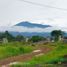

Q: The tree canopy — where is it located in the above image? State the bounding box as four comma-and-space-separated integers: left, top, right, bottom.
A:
15, 35, 24, 41
30, 36, 46, 42
0, 31, 15, 41
51, 30, 63, 41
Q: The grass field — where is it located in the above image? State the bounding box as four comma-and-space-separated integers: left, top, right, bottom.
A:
0, 42, 35, 60
0, 41, 67, 67
10, 42, 67, 67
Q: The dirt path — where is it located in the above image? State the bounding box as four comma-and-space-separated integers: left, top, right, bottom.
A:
0, 47, 51, 67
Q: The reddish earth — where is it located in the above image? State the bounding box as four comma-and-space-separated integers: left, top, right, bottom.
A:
0, 47, 51, 66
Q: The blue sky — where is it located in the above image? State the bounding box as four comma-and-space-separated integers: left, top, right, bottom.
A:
0, 0, 67, 28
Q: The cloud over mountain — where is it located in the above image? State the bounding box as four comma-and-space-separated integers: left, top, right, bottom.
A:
0, 21, 67, 33
0, 21, 67, 36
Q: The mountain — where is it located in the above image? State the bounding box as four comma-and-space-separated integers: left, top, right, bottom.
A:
8, 21, 51, 37
1, 21, 67, 37
10, 32, 50, 37
15, 21, 51, 28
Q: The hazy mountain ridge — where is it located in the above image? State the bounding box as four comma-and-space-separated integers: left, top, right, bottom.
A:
0, 21, 67, 37
15, 21, 51, 28
10, 32, 50, 37
9, 21, 51, 36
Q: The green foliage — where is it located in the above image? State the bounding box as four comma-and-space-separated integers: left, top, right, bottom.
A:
0, 42, 34, 60
0, 33, 5, 39
4, 31, 15, 41
51, 30, 63, 41
30, 36, 46, 42
0, 41, 67, 66
15, 35, 24, 41
15, 42, 67, 66
10, 64, 65, 67
0, 31, 15, 42
5, 42, 67, 66
0, 31, 25, 42
51, 30, 62, 37
0, 42, 67, 67
28, 43, 67, 64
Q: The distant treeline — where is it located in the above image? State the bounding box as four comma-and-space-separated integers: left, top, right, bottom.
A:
0, 30, 65, 42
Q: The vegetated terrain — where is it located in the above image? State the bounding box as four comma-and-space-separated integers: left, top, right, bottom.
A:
10, 42, 67, 67
0, 41, 67, 67
0, 42, 35, 60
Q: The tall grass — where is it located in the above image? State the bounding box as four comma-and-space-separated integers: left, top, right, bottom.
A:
12, 42, 67, 66
0, 42, 34, 60
28, 42, 67, 64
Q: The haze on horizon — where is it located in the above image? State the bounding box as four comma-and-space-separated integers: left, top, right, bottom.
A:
0, 0, 67, 28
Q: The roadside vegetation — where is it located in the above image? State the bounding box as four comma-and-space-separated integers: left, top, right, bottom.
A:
29, 42, 67, 64
10, 42, 67, 67
0, 30, 67, 67
0, 42, 35, 60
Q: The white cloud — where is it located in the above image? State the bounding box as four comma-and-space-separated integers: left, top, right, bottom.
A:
0, 0, 67, 29
0, 25, 67, 33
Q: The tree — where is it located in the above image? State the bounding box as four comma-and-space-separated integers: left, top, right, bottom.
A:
0, 31, 15, 42
30, 36, 45, 42
51, 30, 63, 41
0, 33, 5, 39
4, 31, 15, 41
15, 35, 24, 41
